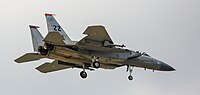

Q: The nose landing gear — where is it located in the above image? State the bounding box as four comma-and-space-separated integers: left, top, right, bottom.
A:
128, 75, 133, 80
127, 65, 134, 81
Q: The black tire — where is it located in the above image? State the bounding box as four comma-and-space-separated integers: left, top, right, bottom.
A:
128, 75, 133, 81
80, 71, 87, 79
93, 61, 100, 69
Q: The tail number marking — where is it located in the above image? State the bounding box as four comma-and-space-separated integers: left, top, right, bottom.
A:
53, 25, 61, 31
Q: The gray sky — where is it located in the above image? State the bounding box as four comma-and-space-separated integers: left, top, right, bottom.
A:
0, 0, 200, 95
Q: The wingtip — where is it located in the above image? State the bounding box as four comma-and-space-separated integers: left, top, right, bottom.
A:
29, 25, 40, 28
14, 59, 22, 63
45, 13, 55, 16
35, 67, 48, 73
14, 59, 18, 63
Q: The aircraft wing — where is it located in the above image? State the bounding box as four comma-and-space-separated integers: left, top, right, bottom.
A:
15, 53, 44, 63
36, 60, 71, 73
77, 25, 114, 47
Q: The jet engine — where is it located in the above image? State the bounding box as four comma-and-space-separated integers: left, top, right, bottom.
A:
46, 43, 55, 51
38, 46, 48, 55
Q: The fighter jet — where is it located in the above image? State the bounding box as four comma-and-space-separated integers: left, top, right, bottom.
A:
15, 14, 175, 81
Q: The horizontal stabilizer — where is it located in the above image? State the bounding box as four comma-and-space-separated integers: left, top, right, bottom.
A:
44, 32, 66, 46
36, 60, 71, 73
15, 53, 44, 63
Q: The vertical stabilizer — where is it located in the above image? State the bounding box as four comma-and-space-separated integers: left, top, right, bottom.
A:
45, 13, 72, 44
30, 25, 44, 52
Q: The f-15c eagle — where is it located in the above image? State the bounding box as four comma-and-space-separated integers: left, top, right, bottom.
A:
15, 13, 175, 81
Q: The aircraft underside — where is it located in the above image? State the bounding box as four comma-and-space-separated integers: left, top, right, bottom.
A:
15, 13, 175, 81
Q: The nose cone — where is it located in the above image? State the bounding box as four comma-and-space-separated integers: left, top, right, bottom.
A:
160, 62, 175, 71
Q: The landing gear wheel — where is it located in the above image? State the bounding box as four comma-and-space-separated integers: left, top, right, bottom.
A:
93, 61, 100, 68
128, 75, 133, 81
80, 71, 87, 79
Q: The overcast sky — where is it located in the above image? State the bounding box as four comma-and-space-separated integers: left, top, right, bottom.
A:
0, 0, 199, 95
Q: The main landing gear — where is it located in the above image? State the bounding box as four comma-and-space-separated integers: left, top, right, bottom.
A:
80, 56, 100, 79
80, 71, 87, 79
127, 65, 134, 81
92, 56, 100, 69
80, 64, 87, 79
92, 61, 100, 68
